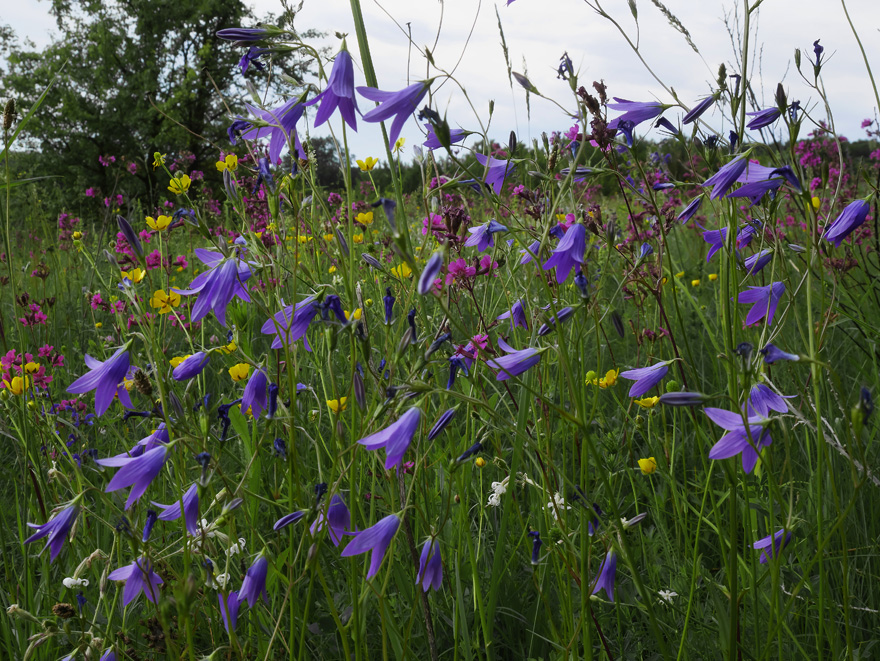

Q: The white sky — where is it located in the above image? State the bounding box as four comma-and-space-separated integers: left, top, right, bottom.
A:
5, 0, 880, 163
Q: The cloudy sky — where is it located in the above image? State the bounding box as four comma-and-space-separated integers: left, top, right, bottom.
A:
5, 0, 880, 162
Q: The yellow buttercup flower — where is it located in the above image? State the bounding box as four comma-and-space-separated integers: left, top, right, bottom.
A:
326, 397, 348, 414
2, 375, 29, 396
691, 279, 701, 287
357, 157, 378, 171
146, 215, 172, 231
121, 268, 145, 284
344, 308, 363, 321
150, 289, 181, 314
393, 137, 406, 153
675, 271, 685, 279
170, 355, 192, 368
475, 457, 487, 468
216, 154, 238, 172
152, 152, 166, 169
634, 396, 659, 409
298, 235, 313, 244
638, 457, 658, 474
95, 322, 103, 329
221, 341, 237, 355
599, 369, 619, 388
811, 196, 821, 210
708, 273, 718, 281
329, 265, 337, 274
229, 363, 250, 382
72, 231, 83, 240
356, 211, 374, 225
323, 233, 335, 242
391, 262, 412, 279
353, 233, 364, 244
24, 362, 40, 374
168, 174, 192, 195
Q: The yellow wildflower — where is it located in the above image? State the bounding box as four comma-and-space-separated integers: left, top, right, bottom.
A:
168, 174, 192, 195
811, 196, 821, 210
708, 273, 718, 281
691, 279, 701, 287
72, 231, 83, 240
357, 157, 378, 171
356, 211, 374, 225
599, 369, 619, 388
3, 375, 29, 396
150, 289, 181, 314
391, 262, 413, 279
221, 341, 237, 355
298, 235, 313, 244
393, 137, 406, 152
152, 152, 166, 169
95, 322, 103, 329
121, 268, 145, 284
353, 233, 364, 244
675, 271, 684, 279
634, 396, 659, 409
329, 266, 337, 274
323, 233, 335, 242
327, 397, 348, 414
170, 355, 191, 367
146, 215, 172, 231
345, 308, 363, 321
228, 363, 250, 382
216, 154, 238, 172
638, 457, 658, 474
475, 457, 487, 468
24, 362, 40, 374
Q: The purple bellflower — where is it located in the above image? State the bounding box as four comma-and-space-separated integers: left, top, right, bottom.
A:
727, 178, 782, 206
216, 28, 269, 43
238, 553, 270, 608
97, 445, 170, 509
423, 123, 466, 150
358, 81, 430, 147
619, 360, 671, 397
591, 550, 617, 602
497, 299, 528, 330
107, 556, 164, 606
704, 408, 772, 473
242, 368, 268, 418
748, 384, 791, 417
754, 529, 793, 564
273, 510, 307, 531
152, 483, 200, 536
416, 539, 443, 592
474, 153, 516, 194
702, 154, 749, 200
357, 407, 421, 470
307, 48, 359, 131
341, 513, 401, 579
427, 408, 457, 441
241, 97, 306, 162
823, 200, 871, 247
743, 249, 774, 275
418, 251, 444, 294
519, 239, 542, 265
607, 98, 667, 130
538, 306, 575, 336
682, 96, 716, 124
261, 296, 319, 350
310, 494, 351, 546
760, 343, 800, 364
738, 282, 785, 326
100, 648, 117, 661
219, 591, 240, 632
239, 47, 267, 75
677, 196, 703, 224
24, 503, 80, 563
542, 223, 586, 283
465, 219, 508, 251
486, 338, 542, 381
172, 352, 211, 381
746, 108, 782, 130
67, 344, 132, 416
173, 249, 251, 328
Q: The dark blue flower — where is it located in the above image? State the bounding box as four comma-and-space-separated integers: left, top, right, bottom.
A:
261, 297, 319, 350
465, 219, 507, 252
227, 118, 252, 145
655, 117, 679, 134
219, 591, 240, 633
273, 510, 307, 531
427, 408, 457, 440
97, 445, 170, 509
239, 46, 268, 75
738, 282, 785, 326
357, 407, 421, 470
497, 299, 528, 330
242, 368, 268, 418
743, 248, 773, 275
172, 352, 211, 381
823, 200, 871, 248
241, 97, 306, 162
418, 251, 444, 294
416, 539, 443, 591
486, 338, 542, 381
307, 48, 359, 131
474, 154, 516, 194
619, 361, 670, 397
216, 28, 269, 43
528, 530, 542, 565
659, 391, 709, 407
142, 509, 158, 542
107, 556, 164, 606
542, 223, 586, 283
727, 178, 782, 206
538, 306, 575, 336
748, 383, 791, 417
682, 96, 716, 124
591, 551, 617, 601
607, 98, 667, 130
383, 287, 396, 324
24, 503, 80, 563
702, 227, 728, 262
705, 407, 772, 473
746, 107, 782, 131
760, 343, 800, 364
310, 494, 351, 546
358, 81, 431, 147
116, 215, 143, 258
238, 553, 270, 608
677, 196, 703, 224
423, 122, 466, 150
456, 442, 483, 463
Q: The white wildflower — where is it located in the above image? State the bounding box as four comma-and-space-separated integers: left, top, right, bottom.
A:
62, 577, 89, 589
487, 477, 509, 507
658, 589, 678, 605
226, 538, 247, 557
545, 492, 571, 522
215, 573, 230, 589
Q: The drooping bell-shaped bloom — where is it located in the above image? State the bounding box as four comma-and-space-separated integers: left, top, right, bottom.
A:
358, 81, 431, 147
173, 249, 251, 328
261, 296, 319, 350
240, 97, 306, 162
727, 178, 782, 206
542, 223, 586, 283
748, 384, 791, 417
216, 27, 269, 43
743, 249, 773, 275
619, 361, 671, 397
486, 338, 542, 381
738, 282, 785, 326
702, 227, 728, 262
107, 556, 164, 606
607, 98, 667, 131
341, 513, 401, 579
219, 591, 240, 632
242, 368, 268, 418
759, 343, 800, 364
537, 306, 575, 336
418, 251, 444, 295
307, 48, 359, 130
310, 494, 351, 546
682, 96, 716, 124
427, 408, 457, 441
702, 154, 749, 200
465, 219, 508, 252
67, 345, 132, 416
238, 553, 270, 608
753, 529, 793, 564
357, 407, 421, 470
519, 239, 542, 265
474, 153, 516, 194
152, 483, 200, 536
496, 299, 528, 330
423, 122, 466, 150
273, 510, 307, 531
823, 200, 871, 248
704, 408, 772, 473
24, 503, 80, 563
99, 648, 117, 661
172, 352, 211, 381
746, 107, 782, 130
590, 550, 617, 602
97, 445, 170, 509
416, 539, 443, 592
